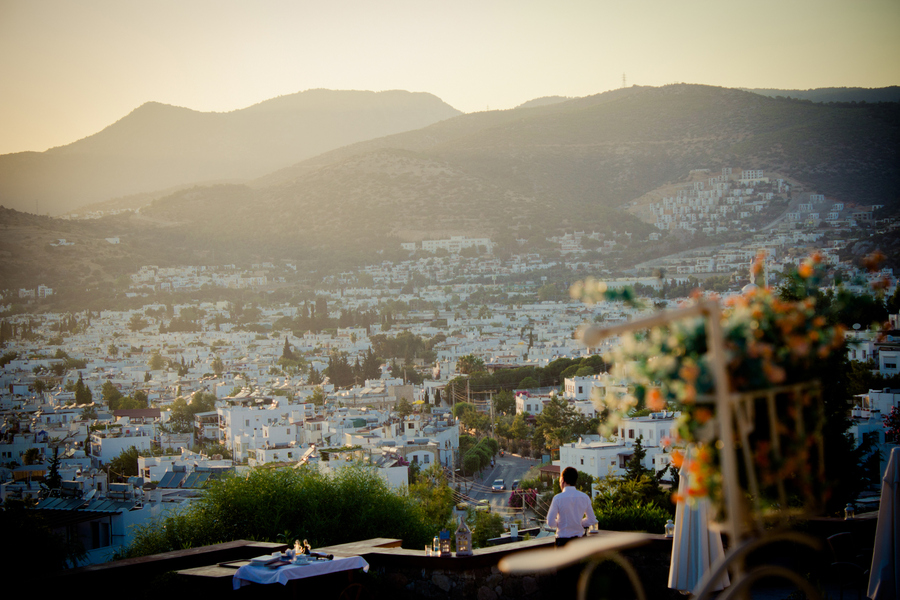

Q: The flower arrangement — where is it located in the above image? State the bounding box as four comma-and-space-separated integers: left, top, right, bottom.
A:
573, 253, 847, 520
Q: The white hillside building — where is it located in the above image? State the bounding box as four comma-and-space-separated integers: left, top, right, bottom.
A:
557, 412, 679, 481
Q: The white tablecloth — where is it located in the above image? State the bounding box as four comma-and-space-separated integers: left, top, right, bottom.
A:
668, 457, 730, 593
868, 447, 899, 600
232, 556, 370, 590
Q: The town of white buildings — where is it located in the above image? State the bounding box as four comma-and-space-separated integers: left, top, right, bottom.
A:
3, 169, 898, 565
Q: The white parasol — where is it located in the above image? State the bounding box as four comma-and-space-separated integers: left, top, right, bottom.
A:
668, 457, 730, 593
868, 446, 899, 600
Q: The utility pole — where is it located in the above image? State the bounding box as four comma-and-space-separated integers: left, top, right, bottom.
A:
489, 391, 495, 439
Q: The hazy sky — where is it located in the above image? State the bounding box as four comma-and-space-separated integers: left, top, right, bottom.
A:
1, 0, 898, 156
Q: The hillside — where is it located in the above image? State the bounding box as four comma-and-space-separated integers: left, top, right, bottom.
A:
746, 86, 900, 104
0, 89, 462, 216
261, 85, 899, 212
2, 84, 899, 290
124, 85, 900, 256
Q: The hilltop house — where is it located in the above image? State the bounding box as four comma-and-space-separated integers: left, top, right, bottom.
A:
557, 412, 678, 481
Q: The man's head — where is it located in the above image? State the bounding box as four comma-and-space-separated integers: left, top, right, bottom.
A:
561, 466, 578, 487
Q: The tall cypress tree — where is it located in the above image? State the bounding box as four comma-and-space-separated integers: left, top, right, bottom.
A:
625, 435, 650, 481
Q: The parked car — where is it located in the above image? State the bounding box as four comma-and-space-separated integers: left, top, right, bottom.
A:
511, 480, 520, 490
492, 479, 506, 491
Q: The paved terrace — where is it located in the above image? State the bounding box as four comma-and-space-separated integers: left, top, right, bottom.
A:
44, 515, 878, 599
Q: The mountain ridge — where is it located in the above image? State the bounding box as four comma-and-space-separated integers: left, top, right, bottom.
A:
0, 89, 462, 216
745, 86, 900, 104
2, 83, 898, 291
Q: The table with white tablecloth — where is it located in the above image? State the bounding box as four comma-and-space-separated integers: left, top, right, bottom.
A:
232, 556, 369, 590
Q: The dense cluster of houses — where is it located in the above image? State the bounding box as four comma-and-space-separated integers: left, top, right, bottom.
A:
647, 168, 788, 234
3, 184, 900, 566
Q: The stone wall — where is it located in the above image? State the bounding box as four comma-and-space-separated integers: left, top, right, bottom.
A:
359, 535, 678, 600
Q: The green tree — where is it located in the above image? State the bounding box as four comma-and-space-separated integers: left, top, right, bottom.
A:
624, 435, 651, 480
101, 380, 123, 408
115, 389, 150, 410
575, 470, 596, 495
325, 352, 353, 388
470, 511, 505, 548
148, 350, 166, 371
518, 376, 539, 389
191, 391, 217, 413
361, 348, 381, 381
887, 285, 900, 315
452, 401, 477, 419
107, 344, 118, 357
128, 313, 148, 332
46, 446, 63, 489
307, 365, 323, 386
163, 392, 216, 435
211, 356, 224, 377
309, 386, 326, 406
396, 397, 413, 418
456, 354, 485, 375
108, 446, 140, 478
74, 374, 92, 405
534, 395, 581, 453
165, 398, 194, 434
493, 390, 515, 415
282, 337, 295, 361
23, 447, 41, 465
117, 466, 434, 558
408, 464, 454, 533
509, 413, 529, 441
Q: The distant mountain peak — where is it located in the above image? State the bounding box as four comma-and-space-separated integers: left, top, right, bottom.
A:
0, 89, 462, 215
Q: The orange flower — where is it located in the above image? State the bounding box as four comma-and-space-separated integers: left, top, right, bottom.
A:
750, 251, 766, 277
762, 361, 786, 384
787, 335, 810, 358
679, 363, 700, 383
695, 446, 712, 464
694, 407, 713, 424
647, 388, 665, 411
671, 450, 684, 468
872, 276, 891, 291
798, 262, 814, 279
862, 250, 886, 272
687, 486, 705, 497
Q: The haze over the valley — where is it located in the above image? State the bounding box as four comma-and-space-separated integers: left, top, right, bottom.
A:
0, 0, 898, 293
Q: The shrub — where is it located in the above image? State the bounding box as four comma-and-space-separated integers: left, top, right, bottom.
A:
470, 511, 504, 548
117, 465, 433, 558
594, 501, 670, 533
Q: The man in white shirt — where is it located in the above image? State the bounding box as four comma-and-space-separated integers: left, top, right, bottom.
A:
547, 466, 598, 547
